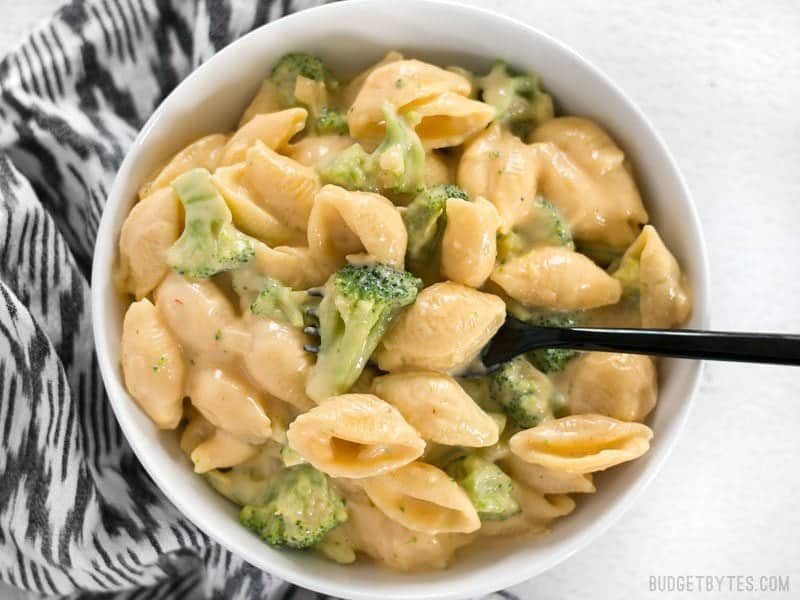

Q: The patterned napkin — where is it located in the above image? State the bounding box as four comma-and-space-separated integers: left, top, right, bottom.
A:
0, 1, 523, 598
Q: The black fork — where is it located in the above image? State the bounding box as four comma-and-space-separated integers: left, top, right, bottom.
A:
480, 316, 800, 369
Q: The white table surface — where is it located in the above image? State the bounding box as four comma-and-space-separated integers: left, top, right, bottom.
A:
2, 1, 799, 599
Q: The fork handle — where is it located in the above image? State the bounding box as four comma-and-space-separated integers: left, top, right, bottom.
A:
551, 326, 800, 365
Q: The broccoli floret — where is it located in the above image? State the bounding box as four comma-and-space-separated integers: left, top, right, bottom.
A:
316, 107, 349, 135
526, 311, 581, 373
445, 454, 520, 521
403, 184, 471, 267
318, 103, 425, 196
505, 304, 581, 373
317, 143, 374, 191
166, 168, 254, 279
371, 104, 425, 194
478, 60, 554, 139
239, 464, 347, 549
305, 263, 422, 402
250, 277, 310, 327
497, 198, 573, 262
489, 356, 554, 428
231, 270, 315, 328
528, 347, 576, 374
270, 52, 338, 108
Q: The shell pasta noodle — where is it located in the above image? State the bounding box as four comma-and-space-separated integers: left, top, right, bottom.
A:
114, 50, 692, 570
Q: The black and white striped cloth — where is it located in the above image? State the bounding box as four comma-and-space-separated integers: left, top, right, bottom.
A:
0, 1, 524, 598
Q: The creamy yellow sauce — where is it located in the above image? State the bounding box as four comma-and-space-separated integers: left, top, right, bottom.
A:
116, 51, 691, 571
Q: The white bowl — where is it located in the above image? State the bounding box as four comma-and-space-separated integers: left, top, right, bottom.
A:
92, 1, 710, 598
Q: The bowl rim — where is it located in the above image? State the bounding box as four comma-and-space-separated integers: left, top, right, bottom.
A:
91, 0, 711, 598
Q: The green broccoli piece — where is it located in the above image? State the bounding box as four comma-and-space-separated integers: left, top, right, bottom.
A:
239, 464, 347, 549
166, 168, 254, 279
270, 52, 338, 108
497, 198, 573, 262
318, 103, 425, 196
403, 184, 471, 267
528, 347, 576, 374
230, 270, 316, 328
478, 60, 555, 139
445, 455, 520, 521
505, 304, 582, 373
527, 311, 581, 373
489, 356, 554, 428
371, 104, 425, 194
316, 107, 349, 135
305, 263, 422, 402
317, 143, 374, 190
250, 277, 310, 327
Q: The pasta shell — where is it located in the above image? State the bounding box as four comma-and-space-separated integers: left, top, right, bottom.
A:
514, 482, 576, 525
187, 367, 272, 444
478, 486, 575, 538
180, 406, 214, 456
242, 316, 316, 412
252, 241, 327, 289
563, 352, 657, 422
120, 299, 185, 429
220, 108, 307, 165
138, 133, 228, 200
287, 135, 356, 168
341, 50, 404, 110
372, 371, 499, 447
294, 75, 329, 120
361, 462, 480, 534
440, 196, 500, 288
457, 122, 539, 232
490, 246, 622, 310
286, 393, 425, 478
412, 92, 495, 150
623, 225, 692, 328
348, 59, 471, 145
509, 414, 653, 474
307, 184, 407, 274
423, 150, 453, 186
375, 281, 506, 373
338, 496, 474, 571
243, 141, 321, 232
154, 273, 237, 362
238, 79, 283, 127
117, 187, 180, 299
205, 445, 283, 506
499, 453, 596, 495
212, 163, 303, 247
532, 117, 648, 248
190, 428, 259, 474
